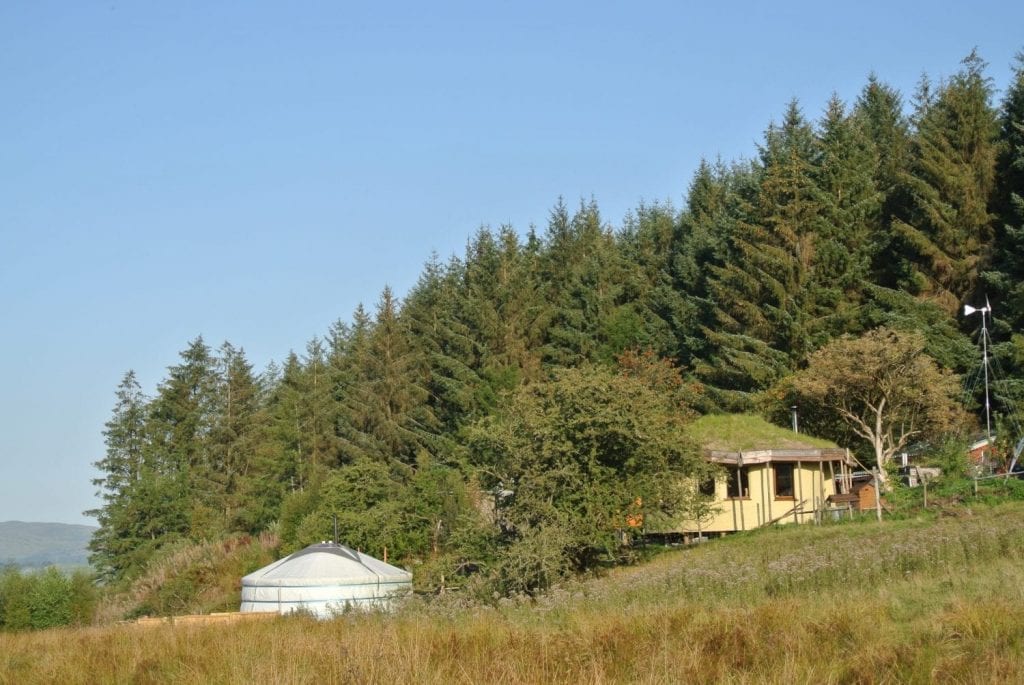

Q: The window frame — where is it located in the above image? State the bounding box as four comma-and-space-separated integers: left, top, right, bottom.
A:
774, 462, 796, 500
726, 466, 749, 499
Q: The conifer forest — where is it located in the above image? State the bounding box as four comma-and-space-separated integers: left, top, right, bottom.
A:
88, 51, 1024, 594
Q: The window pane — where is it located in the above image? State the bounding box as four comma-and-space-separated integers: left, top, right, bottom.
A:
727, 467, 748, 498
775, 463, 795, 498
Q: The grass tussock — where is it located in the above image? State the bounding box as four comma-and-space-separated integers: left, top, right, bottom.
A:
93, 532, 279, 623
5, 504, 1024, 684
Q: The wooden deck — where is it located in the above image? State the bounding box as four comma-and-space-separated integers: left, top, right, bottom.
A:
131, 611, 278, 627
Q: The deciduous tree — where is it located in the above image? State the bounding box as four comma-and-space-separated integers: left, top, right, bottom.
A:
790, 327, 967, 482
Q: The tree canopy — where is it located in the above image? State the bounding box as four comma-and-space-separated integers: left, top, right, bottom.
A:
788, 328, 968, 480
87, 50, 1020, 593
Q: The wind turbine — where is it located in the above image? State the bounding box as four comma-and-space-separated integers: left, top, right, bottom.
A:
964, 298, 993, 455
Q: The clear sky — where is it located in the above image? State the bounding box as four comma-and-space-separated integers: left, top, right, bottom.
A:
2, 1, 1022, 525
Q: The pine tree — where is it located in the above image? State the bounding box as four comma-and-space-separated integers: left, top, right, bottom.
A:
540, 200, 630, 366
208, 343, 264, 529
616, 201, 690, 359
893, 50, 1000, 312
402, 253, 485, 433
814, 94, 884, 336
983, 53, 1024, 332
145, 337, 219, 538
342, 287, 441, 464
698, 101, 826, 407
87, 371, 148, 581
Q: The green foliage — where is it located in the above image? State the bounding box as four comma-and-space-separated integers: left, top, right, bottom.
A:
0, 567, 96, 631
279, 455, 477, 575
467, 364, 710, 592
86, 50, 1022, 597
789, 327, 968, 475
892, 50, 1000, 311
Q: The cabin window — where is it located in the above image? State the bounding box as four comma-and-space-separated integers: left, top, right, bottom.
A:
774, 463, 795, 499
726, 467, 749, 498
698, 477, 716, 496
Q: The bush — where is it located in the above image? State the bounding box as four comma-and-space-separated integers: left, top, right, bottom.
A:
0, 566, 96, 631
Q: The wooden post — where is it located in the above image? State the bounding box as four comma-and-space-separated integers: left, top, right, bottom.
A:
737, 455, 746, 531
818, 461, 826, 525
923, 476, 928, 509
974, 477, 979, 497
872, 467, 882, 522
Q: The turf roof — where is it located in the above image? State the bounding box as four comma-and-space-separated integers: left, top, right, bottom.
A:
687, 414, 839, 452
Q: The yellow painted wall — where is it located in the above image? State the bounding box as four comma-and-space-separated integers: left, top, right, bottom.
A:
681, 461, 839, 534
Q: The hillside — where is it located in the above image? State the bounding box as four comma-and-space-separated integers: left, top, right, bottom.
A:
0, 521, 96, 569
4, 503, 1024, 682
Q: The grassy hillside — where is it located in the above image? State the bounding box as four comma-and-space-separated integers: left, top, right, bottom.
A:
4, 503, 1024, 683
0, 521, 96, 569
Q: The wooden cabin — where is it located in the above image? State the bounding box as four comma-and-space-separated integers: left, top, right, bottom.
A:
677, 415, 855, 535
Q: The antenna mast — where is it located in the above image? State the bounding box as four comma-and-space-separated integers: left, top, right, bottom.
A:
964, 299, 993, 456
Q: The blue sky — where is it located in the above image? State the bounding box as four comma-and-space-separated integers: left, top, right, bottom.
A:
2, 1, 1022, 524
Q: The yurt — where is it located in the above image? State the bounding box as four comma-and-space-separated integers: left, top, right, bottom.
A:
240, 542, 413, 617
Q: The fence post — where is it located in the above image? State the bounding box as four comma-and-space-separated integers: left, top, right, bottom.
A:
872, 467, 882, 522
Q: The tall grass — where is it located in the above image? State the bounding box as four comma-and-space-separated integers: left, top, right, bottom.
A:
4, 504, 1024, 683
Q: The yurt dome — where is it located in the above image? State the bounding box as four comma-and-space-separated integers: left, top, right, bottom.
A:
240, 542, 412, 617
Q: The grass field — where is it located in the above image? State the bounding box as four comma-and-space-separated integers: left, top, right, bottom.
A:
4, 503, 1024, 684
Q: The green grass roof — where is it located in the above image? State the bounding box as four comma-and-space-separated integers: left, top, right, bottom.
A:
687, 413, 838, 452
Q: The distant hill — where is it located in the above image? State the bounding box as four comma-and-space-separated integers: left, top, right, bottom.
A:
0, 521, 96, 569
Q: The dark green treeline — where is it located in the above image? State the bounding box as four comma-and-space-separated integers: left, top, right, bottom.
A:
89, 51, 1024, 591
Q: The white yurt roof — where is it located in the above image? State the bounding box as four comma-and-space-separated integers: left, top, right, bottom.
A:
240, 542, 412, 616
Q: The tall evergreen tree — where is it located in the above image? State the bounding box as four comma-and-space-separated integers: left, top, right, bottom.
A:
460, 226, 546, 383
343, 287, 442, 464
616, 201, 689, 359
87, 371, 148, 581
402, 253, 486, 433
814, 94, 884, 335
145, 337, 219, 537
698, 101, 826, 407
983, 53, 1024, 332
208, 343, 264, 529
540, 200, 630, 366
854, 74, 913, 233
893, 50, 1000, 312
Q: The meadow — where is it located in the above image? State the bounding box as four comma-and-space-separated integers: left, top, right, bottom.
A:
4, 503, 1024, 684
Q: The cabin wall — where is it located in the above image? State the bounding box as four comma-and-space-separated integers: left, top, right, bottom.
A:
681, 461, 839, 534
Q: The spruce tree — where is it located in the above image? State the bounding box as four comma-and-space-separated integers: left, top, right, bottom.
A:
87, 371, 148, 581
402, 253, 485, 433
540, 200, 630, 366
342, 287, 441, 464
616, 201, 690, 360
814, 94, 884, 336
144, 337, 219, 538
983, 53, 1024, 332
460, 225, 546, 383
698, 101, 826, 407
893, 50, 1000, 312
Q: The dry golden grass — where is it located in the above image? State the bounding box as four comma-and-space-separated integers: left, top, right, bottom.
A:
5, 505, 1024, 684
